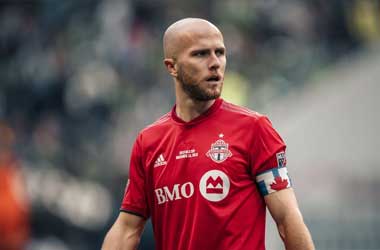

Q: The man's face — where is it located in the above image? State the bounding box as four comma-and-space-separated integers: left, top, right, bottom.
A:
175, 30, 226, 101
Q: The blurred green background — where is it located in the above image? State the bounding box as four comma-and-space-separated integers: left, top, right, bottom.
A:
0, 0, 379, 249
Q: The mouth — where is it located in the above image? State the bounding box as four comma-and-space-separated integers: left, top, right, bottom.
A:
206, 75, 221, 83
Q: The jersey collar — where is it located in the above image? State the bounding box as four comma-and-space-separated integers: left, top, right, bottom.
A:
171, 98, 223, 126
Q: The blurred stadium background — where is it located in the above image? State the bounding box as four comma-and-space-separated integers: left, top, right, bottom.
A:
0, 0, 379, 249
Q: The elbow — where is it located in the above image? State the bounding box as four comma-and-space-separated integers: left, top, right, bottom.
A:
124, 231, 142, 248
278, 212, 315, 250
279, 208, 304, 236
102, 226, 142, 250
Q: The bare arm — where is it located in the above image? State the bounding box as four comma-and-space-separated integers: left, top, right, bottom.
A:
102, 212, 146, 250
265, 188, 315, 250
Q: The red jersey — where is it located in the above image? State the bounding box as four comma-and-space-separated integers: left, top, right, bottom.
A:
121, 98, 291, 250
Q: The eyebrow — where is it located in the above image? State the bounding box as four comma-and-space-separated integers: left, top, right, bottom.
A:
190, 49, 209, 55
190, 47, 225, 54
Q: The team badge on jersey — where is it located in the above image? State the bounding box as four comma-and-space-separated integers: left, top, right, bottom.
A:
206, 139, 232, 163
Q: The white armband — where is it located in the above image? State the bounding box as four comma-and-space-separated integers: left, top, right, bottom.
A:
256, 167, 292, 196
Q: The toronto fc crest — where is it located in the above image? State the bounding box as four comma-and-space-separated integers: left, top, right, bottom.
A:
206, 138, 232, 163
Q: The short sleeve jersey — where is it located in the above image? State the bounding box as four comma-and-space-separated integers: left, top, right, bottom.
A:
121, 98, 291, 250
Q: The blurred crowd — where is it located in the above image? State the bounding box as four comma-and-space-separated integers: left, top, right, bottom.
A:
0, 0, 379, 249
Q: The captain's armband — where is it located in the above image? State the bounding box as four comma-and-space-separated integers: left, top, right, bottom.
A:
256, 167, 292, 196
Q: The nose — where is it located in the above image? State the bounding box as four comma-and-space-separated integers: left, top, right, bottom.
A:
208, 52, 221, 71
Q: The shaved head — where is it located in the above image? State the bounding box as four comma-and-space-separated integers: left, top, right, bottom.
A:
163, 18, 223, 59
162, 18, 226, 103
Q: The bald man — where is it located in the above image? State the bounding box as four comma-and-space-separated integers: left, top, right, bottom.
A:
102, 18, 314, 250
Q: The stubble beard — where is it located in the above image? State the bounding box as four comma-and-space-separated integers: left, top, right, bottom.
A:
177, 65, 222, 101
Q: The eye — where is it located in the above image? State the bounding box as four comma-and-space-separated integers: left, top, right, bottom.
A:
215, 49, 225, 56
192, 50, 208, 57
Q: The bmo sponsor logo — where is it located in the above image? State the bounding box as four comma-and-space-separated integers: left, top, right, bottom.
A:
154, 170, 230, 204
155, 182, 194, 205
199, 170, 230, 202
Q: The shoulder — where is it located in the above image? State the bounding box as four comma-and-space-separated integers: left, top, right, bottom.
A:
220, 100, 265, 122
135, 112, 172, 145
141, 112, 172, 132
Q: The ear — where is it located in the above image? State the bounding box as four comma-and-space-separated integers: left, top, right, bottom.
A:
163, 58, 178, 77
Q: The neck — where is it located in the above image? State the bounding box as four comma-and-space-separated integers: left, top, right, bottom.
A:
175, 83, 216, 122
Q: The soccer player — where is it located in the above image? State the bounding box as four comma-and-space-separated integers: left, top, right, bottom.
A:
102, 18, 315, 250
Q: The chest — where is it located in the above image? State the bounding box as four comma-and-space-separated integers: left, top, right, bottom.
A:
145, 126, 253, 202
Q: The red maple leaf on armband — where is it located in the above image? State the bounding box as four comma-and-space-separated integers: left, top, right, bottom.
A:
270, 176, 288, 191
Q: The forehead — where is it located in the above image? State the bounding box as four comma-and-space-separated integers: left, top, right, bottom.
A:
179, 28, 225, 52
